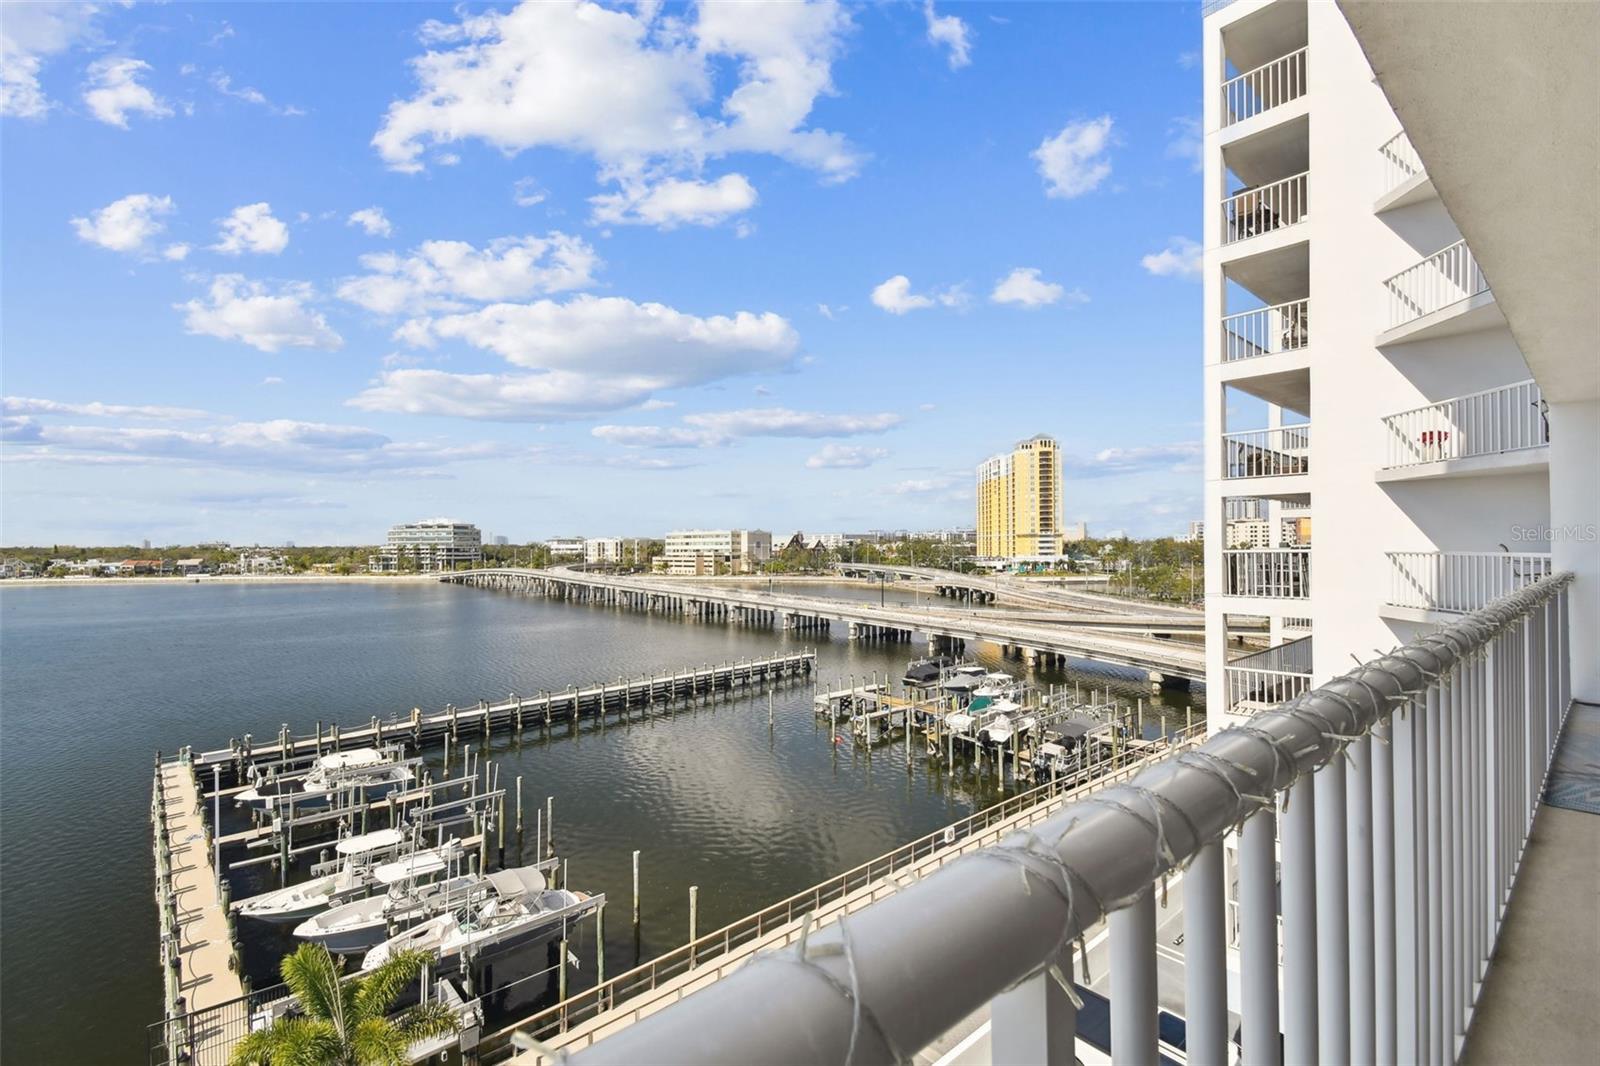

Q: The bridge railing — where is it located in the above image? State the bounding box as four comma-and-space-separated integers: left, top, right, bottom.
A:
558, 573, 1573, 1066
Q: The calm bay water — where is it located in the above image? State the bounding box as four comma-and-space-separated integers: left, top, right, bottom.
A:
0, 579, 1202, 1063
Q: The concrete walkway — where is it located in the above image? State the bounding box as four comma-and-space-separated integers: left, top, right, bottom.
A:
1462, 705, 1600, 1065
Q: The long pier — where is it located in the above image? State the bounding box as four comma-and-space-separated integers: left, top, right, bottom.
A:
444, 567, 1204, 684
186, 651, 816, 783
493, 726, 1206, 1063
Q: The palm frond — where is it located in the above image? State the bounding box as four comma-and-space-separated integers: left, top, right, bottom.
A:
348, 1016, 411, 1066
227, 1016, 341, 1066
351, 948, 430, 1022
280, 943, 347, 1035
395, 1000, 462, 1043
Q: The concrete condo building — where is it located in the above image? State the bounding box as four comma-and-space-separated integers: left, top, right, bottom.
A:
660, 530, 772, 575
975, 434, 1065, 564
584, 537, 625, 565
374, 519, 482, 572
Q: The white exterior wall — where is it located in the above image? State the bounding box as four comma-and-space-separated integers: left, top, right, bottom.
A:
585, 538, 624, 564
1203, 0, 1551, 730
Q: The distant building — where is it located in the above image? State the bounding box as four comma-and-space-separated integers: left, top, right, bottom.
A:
1062, 521, 1089, 543
373, 519, 482, 572
492, 535, 510, 546
175, 558, 207, 575
977, 434, 1065, 562
585, 537, 625, 565
1181, 520, 1205, 543
661, 529, 772, 575
141, 538, 151, 551
545, 537, 586, 559
238, 550, 288, 575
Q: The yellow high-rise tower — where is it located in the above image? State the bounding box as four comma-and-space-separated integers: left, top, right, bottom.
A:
975, 434, 1064, 561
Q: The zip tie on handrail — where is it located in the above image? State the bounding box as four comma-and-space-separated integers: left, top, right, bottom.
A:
1174, 750, 1254, 836
766, 912, 906, 1065
974, 831, 1088, 1008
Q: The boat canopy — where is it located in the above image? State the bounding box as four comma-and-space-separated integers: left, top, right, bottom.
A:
1055, 715, 1104, 741
942, 676, 981, 692
335, 828, 406, 855
374, 848, 452, 884
318, 748, 387, 772
954, 665, 987, 677
945, 713, 975, 733
486, 866, 548, 900
904, 661, 943, 683
992, 698, 1021, 714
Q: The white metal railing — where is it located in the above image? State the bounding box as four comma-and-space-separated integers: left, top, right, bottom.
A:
1385, 239, 1490, 329
1221, 46, 1308, 127
1224, 424, 1311, 479
1383, 379, 1548, 468
1224, 171, 1308, 245
1225, 547, 1311, 598
1227, 665, 1313, 714
1222, 299, 1310, 362
560, 575, 1575, 1066
1388, 550, 1553, 613
1379, 129, 1424, 198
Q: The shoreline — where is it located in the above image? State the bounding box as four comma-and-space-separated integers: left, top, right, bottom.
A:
0, 573, 445, 588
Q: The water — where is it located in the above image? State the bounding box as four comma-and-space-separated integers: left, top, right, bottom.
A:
0, 579, 1202, 1063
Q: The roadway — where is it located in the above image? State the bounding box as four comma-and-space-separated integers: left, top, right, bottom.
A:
445, 567, 1206, 683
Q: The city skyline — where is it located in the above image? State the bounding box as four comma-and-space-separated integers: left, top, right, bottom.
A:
2, 1, 1204, 544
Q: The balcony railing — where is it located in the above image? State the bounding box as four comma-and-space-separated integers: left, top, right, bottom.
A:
1383, 379, 1548, 469
560, 575, 1575, 1066
1221, 47, 1308, 127
1224, 424, 1310, 479
1226, 635, 1314, 714
1225, 547, 1310, 598
1224, 171, 1308, 245
1378, 129, 1424, 198
1385, 238, 1490, 329
1222, 299, 1309, 362
1388, 550, 1553, 613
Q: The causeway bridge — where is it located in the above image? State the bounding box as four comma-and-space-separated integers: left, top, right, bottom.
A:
832, 561, 1202, 616
443, 567, 1204, 685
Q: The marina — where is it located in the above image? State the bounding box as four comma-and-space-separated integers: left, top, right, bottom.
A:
0, 579, 1203, 1065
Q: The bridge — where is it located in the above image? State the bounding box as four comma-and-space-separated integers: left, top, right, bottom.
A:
442, 567, 1205, 684
831, 561, 1203, 617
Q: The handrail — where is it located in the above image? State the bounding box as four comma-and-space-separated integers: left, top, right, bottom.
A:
1221, 298, 1309, 362
1222, 423, 1311, 478
1221, 46, 1308, 127
1384, 238, 1489, 329
1223, 171, 1309, 245
1387, 550, 1553, 613
1383, 379, 1546, 468
1378, 129, 1424, 198
561, 573, 1575, 1066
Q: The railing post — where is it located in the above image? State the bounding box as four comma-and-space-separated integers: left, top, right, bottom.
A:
1109, 891, 1158, 1066
1281, 778, 1318, 1065
1347, 731, 1375, 1066
989, 950, 1078, 1066
1239, 807, 1281, 1066
1315, 757, 1350, 1065
1372, 719, 1397, 1066
1184, 840, 1228, 1066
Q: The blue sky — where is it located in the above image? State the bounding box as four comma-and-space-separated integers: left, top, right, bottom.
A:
1, 1, 1205, 546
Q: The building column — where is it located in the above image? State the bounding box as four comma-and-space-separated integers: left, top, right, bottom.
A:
1548, 399, 1599, 702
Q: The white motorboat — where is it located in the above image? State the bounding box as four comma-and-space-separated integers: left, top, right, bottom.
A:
242, 833, 464, 924
294, 873, 480, 954
944, 711, 976, 734
237, 748, 414, 807
983, 714, 1015, 745
239, 829, 408, 923
360, 867, 592, 973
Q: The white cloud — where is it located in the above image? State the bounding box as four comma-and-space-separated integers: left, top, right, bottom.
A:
817, 303, 843, 320
4, 411, 497, 473
1033, 115, 1114, 199
1141, 237, 1203, 280
164, 243, 191, 261
178, 275, 343, 352
1165, 116, 1202, 173
347, 207, 393, 238
262, 376, 284, 385
594, 407, 902, 449
888, 475, 961, 496
338, 233, 600, 315
512, 178, 548, 207
806, 443, 889, 468
990, 267, 1084, 309
2, 396, 210, 420
82, 57, 172, 128
1064, 441, 1201, 478
353, 295, 799, 421
1, 3, 103, 119
590, 173, 758, 229
209, 71, 304, 116
1177, 50, 1200, 70
212, 203, 290, 255
871, 274, 965, 314
923, 2, 971, 69
372, 0, 862, 203
70, 193, 174, 255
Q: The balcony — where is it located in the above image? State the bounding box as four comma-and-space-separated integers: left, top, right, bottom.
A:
1386, 550, 1553, 616
1221, 299, 1309, 363
1225, 635, 1313, 715
1380, 238, 1503, 344
1223, 424, 1310, 479
1375, 129, 1436, 212
1223, 171, 1308, 246
1225, 547, 1310, 599
1378, 379, 1549, 480
1221, 47, 1308, 129
540, 575, 1578, 1066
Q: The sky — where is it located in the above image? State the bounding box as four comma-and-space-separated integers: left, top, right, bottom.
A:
1, 1, 1206, 546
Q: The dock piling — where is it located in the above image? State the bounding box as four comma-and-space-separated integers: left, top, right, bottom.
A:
632, 850, 641, 933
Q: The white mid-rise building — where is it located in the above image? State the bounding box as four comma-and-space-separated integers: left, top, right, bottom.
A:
544, 537, 587, 559
661, 529, 772, 575
584, 537, 625, 565
374, 519, 482, 572
1202, 0, 1596, 729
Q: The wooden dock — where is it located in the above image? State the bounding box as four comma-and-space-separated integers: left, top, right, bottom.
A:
152, 756, 245, 1063
188, 651, 816, 785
